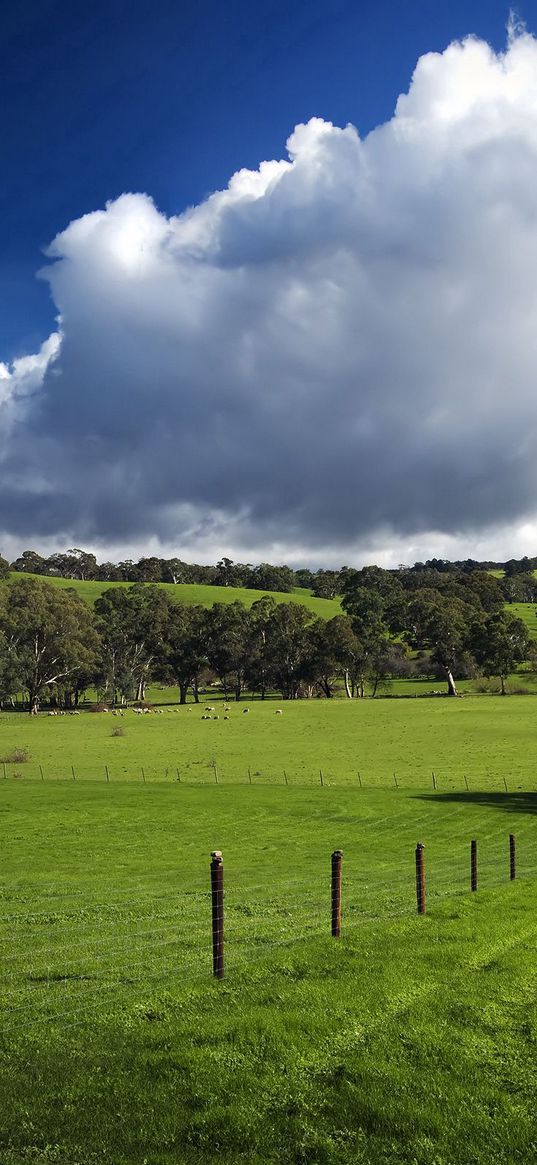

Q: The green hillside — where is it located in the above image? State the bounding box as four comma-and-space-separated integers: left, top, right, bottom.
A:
506, 601, 537, 638
6, 571, 342, 619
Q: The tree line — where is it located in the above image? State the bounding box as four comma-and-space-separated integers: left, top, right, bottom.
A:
7, 549, 341, 597
0, 565, 532, 713
7, 547, 537, 601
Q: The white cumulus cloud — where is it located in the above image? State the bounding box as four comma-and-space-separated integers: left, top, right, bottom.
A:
3, 27, 537, 565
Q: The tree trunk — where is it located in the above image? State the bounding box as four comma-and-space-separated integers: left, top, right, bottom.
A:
179, 681, 188, 705
234, 679, 242, 702
344, 670, 352, 699
500, 674, 506, 695
445, 669, 458, 696
192, 677, 200, 703
136, 678, 146, 702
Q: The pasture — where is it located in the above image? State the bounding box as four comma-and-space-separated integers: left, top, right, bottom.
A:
6, 571, 343, 618
2, 694, 537, 788
2, 778, 537, 1164
506, 600, 537, 638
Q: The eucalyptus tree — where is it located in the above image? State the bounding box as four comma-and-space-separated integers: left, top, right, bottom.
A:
164, 603, 207, 704
311, 615, 361, 698
404, 591, 471, 696
204, 602, 251, 701
245, 596, 277, 699
94, 584, 171, 704
265, 602, 317, 699
469, 611, 530, 695
0, 576, 99, 713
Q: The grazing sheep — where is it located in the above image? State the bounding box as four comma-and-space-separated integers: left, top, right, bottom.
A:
243, 707, 250, 714
213, 715, 220, 720
275, 709, 283, 715
224, 715, 229, 720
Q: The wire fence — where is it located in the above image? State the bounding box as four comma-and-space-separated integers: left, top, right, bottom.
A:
2, 831, 536, 1040
3, 761, 537, 789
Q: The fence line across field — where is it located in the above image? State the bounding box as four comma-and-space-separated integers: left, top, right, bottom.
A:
1, 837, 528, 932
0, 833, 529, 1024
3, 764, 537, 790
1, 851, 521, 946
1, 871, 526, 1040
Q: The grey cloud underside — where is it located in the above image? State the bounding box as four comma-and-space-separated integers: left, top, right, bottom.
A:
3, 30, 537, 556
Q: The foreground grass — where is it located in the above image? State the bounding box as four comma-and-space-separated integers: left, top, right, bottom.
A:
2, 783, 537, 1163
2, 695, 537, 789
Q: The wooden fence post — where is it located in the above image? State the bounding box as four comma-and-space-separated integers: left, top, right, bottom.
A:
415, 843, 426, 915
471, 839, 478, 892
331, 850, 343, 938
210, 850, 224, 979
509, 834, 516, 881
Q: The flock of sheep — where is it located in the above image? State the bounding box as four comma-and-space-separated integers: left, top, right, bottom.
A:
47, 704, 284, 718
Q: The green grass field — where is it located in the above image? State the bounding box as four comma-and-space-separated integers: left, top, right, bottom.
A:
2, 777, 537, 1164
2, 695, 537, 788
506, 601, 537, 637
6, 571, 342, 618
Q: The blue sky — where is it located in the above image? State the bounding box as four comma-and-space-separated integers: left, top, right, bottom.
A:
1, 0, 514, 360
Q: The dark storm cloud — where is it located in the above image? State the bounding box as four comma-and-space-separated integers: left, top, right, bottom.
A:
3, 28, 537, 563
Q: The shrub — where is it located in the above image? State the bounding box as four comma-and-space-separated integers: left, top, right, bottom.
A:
111, 727, 125, 737
1, 748, 30, 764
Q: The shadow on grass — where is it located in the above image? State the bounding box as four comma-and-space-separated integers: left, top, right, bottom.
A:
414, 791, 537, 814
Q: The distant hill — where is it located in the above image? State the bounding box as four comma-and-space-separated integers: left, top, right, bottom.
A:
7, 572, 343, 619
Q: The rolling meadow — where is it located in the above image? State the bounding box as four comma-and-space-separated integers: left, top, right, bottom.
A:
2, 695, 537, 1162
